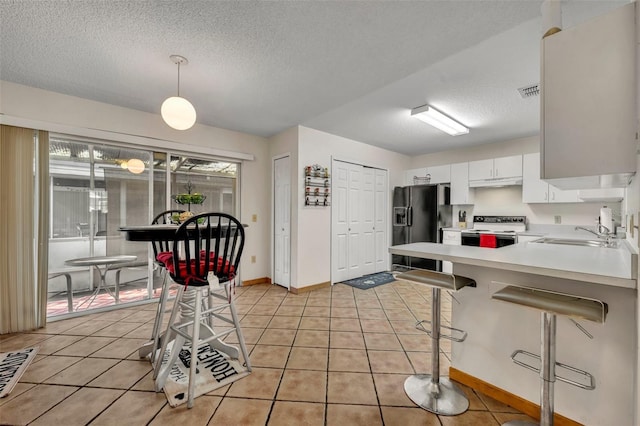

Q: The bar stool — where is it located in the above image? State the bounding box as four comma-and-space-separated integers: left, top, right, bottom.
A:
154, 212, 252, 408
395, 269, 476, 415
492, 286, 607, 426
146, 209, 185, 363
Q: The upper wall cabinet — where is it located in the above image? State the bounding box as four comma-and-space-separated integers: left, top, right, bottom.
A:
540, 3, 637, 189
468, 155, 522, 187
450, 162, 474, 205
522, 153, 580, 203
405, 164, 451, 185
469, 155, 522, 181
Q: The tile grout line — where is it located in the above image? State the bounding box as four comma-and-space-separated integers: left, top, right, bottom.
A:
5, 282, 531, 425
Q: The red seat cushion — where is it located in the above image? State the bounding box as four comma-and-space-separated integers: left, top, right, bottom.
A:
156, 252, 234, 287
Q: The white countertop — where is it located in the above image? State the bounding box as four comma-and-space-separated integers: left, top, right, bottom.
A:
389, 240, 638, 288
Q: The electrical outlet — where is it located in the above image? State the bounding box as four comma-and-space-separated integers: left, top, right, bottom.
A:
554, 215, 561, 224
251, 255, 256, 263
252, 214, 257, 222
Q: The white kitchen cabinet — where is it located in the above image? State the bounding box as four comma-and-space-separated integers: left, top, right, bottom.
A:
442, 230, 462, 245
450, 162, 474, 205
468, 159, 494, 181
540, 3, 636, 188
522, 153, 580, 203
441, 229, 460, 273
405, 164, 451, 185
469, 155, 522, 181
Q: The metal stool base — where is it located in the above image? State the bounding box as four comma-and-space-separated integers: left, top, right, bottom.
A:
404, 374, 469, 416
503, 421, 537, 426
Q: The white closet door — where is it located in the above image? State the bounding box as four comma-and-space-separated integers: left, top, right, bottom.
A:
360, 167, 376, 276
273, 156, 291, 289
332, 160, 350, 283
374, 169, 388, 273
347, 163, 363, 279
332, 160, 388, 283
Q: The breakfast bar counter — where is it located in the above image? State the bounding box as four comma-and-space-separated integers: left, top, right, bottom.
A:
389, 240, 638, 425
389, 239, 637, 288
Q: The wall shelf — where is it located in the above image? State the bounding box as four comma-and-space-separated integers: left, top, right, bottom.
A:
304, 165, 330, 207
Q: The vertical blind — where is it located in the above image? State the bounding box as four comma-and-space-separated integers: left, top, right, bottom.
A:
0, 125, 49, 333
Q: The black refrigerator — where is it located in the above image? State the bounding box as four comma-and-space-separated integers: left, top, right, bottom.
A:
392, 184, 452, 271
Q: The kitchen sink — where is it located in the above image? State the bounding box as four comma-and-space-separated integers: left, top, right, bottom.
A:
531, 237, 618, 248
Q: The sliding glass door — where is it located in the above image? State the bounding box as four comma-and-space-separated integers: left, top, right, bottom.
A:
47, 135, 238, 318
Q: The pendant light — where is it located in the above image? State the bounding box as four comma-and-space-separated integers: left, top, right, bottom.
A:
161, 55, 197, 130
126, 158, 145, 174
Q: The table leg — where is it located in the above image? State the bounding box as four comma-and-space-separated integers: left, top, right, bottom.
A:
75, 265, 114, 310
64, 273, 74, 313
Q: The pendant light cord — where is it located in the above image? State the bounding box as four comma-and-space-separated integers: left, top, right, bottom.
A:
177, 62, 181, 97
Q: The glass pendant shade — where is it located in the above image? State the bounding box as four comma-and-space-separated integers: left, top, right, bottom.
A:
127, 158, 145, 174
161, 96, 197, 130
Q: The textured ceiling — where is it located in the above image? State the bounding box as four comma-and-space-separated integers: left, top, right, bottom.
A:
0, 1, 626, 155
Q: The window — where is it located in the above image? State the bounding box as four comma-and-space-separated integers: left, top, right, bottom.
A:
47, 135, 239, 318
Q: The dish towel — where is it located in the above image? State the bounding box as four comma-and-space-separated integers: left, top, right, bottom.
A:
479, 234, 497, 248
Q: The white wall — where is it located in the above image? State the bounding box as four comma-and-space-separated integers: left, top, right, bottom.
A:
1, 81, 271, 282
295, 126, 409, 288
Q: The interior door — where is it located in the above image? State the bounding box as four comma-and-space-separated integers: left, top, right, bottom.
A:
332, 160, 388, 283
360, 167, 375, 276
374, 169, 388, 273
273, 156, 291, 289
347, 163, 363, 279
332, 159, 350, 283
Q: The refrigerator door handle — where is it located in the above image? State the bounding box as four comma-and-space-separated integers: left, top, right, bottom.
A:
407, 206, 413, 227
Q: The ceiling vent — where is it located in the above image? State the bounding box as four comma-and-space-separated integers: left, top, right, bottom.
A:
517, 83, 540, 98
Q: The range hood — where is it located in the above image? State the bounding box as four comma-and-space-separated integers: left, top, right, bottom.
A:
468, 176, 523, 188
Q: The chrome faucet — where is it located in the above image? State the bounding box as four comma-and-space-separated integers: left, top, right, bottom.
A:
575, 226, 601, 237
575, 225, 617, 247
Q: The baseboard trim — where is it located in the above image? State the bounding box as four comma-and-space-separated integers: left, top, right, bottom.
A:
242, 277, 271, 286
449, 367, 582, 426
290, 281, 331, 294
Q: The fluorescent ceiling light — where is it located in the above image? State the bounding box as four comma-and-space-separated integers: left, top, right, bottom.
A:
411, 105, 469, 136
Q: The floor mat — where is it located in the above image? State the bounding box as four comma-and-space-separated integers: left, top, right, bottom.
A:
157, 341, 250, 407
339, 272, 396, 290
0, 347, 39, 398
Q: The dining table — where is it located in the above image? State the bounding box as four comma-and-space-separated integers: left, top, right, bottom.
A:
120, 223, 247, 242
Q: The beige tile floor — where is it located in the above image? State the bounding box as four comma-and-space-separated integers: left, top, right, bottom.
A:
1, 281, 536, 425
